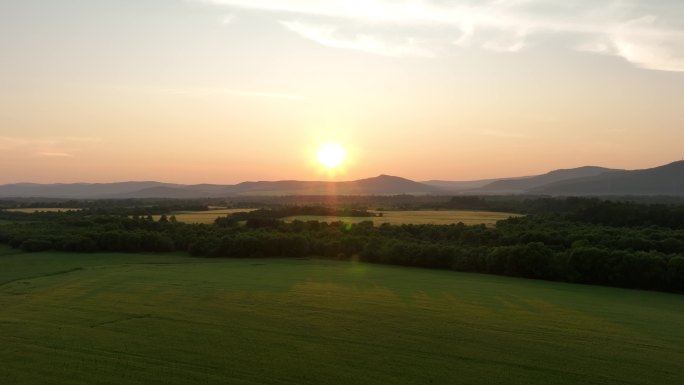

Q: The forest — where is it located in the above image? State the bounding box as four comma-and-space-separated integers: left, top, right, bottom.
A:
0, 198, 683, 293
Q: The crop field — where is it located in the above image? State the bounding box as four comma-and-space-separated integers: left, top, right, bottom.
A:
1, 246, 682, 384
163, 209, 519, 226
4, 208, 516, 226
153, 208, 257, 224
286, 210, 521, 226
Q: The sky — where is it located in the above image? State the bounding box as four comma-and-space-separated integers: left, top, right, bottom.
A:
1, 0, 683, 184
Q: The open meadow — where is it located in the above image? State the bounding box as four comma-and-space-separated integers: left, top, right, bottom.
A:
1, 246, 682, 385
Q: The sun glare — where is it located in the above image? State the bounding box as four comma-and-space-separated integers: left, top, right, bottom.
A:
317, 143, 346, 169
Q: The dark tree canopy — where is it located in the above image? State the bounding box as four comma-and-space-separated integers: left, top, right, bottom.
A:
1, 200, 683, 293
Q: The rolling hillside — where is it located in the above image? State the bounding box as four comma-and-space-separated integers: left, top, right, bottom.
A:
0, 175, 442, 199
532, 161, 684, 196
476, 166, 620, 193
2, 161, 683, 198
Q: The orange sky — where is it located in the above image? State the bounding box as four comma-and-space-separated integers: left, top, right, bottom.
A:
1, 0, 683, 184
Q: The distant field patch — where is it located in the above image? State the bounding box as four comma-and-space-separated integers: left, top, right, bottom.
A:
286, 210, 521, 226
166, 209, 519, 226
154, 208, 257, 224
5, 208, 81, 213
0, 248, 682, 384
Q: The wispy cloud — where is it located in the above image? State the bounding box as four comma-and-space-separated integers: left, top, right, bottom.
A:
0, 137, 32, 150
481, 129, 530, 139
590, 16, 684, 73
221, 14, 235, 25
0, 136, 100, 158
66, 136, 102, 143
280, 20, 437, 57
37, 152, 74, 158
200, 0, 684, 72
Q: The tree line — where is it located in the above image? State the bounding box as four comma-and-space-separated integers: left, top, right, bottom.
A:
0, 199, 683, 293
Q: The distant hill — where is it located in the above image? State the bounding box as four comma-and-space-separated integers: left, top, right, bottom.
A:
113, 186, 219, 199
531, 161, 684, 196
0, 182, 181, 199
421, 178, 511, 192
477, 166, 621, 194
0, 175, 442, 199
217, 175, 442, 196
340, 174, 442, 195
2, 161, 683, 198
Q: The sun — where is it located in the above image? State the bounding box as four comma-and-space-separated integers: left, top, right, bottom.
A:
317, 142, 346, 169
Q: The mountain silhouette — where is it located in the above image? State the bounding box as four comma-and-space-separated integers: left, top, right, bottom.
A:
531, 161, 684, 196
1, 161, 683, 198
0, 175, 442, 198
477, 166, 620, 193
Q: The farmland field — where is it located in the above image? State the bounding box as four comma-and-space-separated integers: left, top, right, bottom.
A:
1, 246, 682, 384
4, 208, 517, 226
162, 209, 520, 226
153, 208, 257, 224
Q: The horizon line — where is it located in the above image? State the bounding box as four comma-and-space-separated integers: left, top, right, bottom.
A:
1, 159, 682, 186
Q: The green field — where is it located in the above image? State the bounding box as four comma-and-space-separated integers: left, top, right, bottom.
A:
1, 246, 683, 384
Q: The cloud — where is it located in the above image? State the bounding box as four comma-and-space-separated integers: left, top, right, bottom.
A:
37, 152, 74, 158
200, 0, 684, 72
221, 14, 235, 24
0, 136, 98, 158
280, 20, 438, 57
481, 129, 530, 139
66, 136, 102, 143
598, 16, 684, 72
0, 137, 31, 150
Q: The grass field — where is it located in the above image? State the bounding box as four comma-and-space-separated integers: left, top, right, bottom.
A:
1, 246, 682, 384
286, 210, 521, 226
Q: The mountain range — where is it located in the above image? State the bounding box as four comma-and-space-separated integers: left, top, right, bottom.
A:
1, 161, 682, 199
